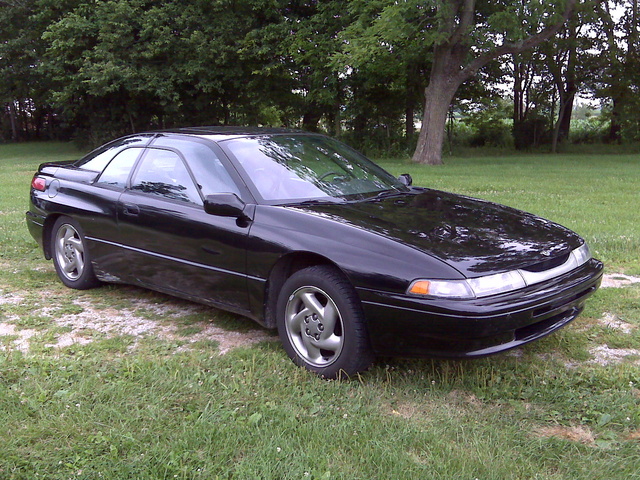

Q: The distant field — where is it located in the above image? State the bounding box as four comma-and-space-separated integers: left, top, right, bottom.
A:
1, 142, 639, 479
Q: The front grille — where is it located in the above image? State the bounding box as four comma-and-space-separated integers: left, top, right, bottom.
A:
522, 252, 571, 273
515, 307, 579, 341
532, 284, 596, 318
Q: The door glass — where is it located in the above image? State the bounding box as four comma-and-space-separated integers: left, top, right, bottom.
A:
130, 149, 202, 205
152, 136, 241, 196
96, 148, 143, 188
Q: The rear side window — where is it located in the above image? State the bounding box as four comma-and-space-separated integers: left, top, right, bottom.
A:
96, 148, 142, 188
76, 134, 154, 172
130, 149, 202, 205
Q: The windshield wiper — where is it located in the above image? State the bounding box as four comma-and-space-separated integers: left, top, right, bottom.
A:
284, 198, 346, 207
365, 189, 410, 201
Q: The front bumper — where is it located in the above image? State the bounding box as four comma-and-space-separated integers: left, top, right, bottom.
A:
358, 259, 603, 358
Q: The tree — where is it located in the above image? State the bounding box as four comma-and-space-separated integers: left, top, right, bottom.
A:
586, 0, 640, 143
39, 0, 290, 144
0, 0, 54, 141
243, 1, 351, 134
340, 0, 577, 164
335, 0, 432, 149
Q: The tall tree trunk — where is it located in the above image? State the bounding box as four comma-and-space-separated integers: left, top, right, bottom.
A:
608, 96, 623, 143
412, 37, 467, 165
601, 0, 625, 143
412, 78, 460, 165
552, 88, 575, 152
550, 19, 578, 153
405, 69, 416, 144
513, 54, 523, 124
8, 102, 18, 141
405, 105, 414, 141
302, 110, 322, 132
557, 88, 575, 140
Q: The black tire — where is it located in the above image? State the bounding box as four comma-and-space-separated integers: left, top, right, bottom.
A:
51, 216, 101, 290
276, 265, 374, 378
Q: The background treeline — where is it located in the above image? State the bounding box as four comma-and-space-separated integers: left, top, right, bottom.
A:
1, 0, 639, 156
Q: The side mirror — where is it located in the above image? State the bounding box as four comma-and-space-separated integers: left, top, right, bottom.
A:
204, 193, 246, 217
398, 173, 412, 187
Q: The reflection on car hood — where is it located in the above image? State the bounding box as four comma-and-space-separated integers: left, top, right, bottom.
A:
291, 189, 582, 277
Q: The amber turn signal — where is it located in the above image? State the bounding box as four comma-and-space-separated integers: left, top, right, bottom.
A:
408, 280, 430, 295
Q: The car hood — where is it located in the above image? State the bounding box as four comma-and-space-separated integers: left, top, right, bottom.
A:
290, 189, 583, 277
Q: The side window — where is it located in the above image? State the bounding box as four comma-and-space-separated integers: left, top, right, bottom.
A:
76, 134, 154, 172
152, 136, 241, 197
96, 148, 142, 188
130, 149, 202, 205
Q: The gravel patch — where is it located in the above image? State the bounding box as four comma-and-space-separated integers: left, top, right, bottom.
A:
55, 299, 175, 338
601, 273, 640, 288
0, 323, 37, 353
599, 312, 636, 334
588, 345, 640, 366
0, 291, 275, 355
0, 291, 24, 306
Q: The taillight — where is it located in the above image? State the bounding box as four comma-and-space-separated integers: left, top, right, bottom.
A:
32, 176, 46, 191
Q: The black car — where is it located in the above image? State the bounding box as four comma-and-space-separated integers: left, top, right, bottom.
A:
26, 127, 603, 378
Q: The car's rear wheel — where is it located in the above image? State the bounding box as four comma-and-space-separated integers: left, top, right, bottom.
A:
276, 265, 374, 378
51, 216, 100, 290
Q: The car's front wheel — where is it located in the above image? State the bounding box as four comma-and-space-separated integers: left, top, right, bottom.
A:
276, 265, 374, 378
51, 216, 100, 290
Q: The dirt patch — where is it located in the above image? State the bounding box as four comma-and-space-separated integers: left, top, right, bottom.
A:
54, 299, 177, 339
601, 273, 640, 288
533, 425, 595, 445
447, 389, 483, 407
388, 402, 420, 420
0, 291, 24, 306
174, 323, 275, 355
589, 345, 640, 366
599, 312, 636, 334
0, 322, 37, 352
625, 430, 640, 441
0, 291, 275, 355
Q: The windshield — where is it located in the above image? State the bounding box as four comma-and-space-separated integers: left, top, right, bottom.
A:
223, 134, 407, 203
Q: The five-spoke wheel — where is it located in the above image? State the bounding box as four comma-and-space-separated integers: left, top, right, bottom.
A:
284, 285, 344, 368
277, 265, 373, 378
51, 217, 100, 289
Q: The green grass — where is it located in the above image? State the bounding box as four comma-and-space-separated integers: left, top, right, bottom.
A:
1, 143, 639, 479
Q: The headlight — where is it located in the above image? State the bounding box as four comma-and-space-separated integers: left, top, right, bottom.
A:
409, 243, 592, 299
408, 279, 474, 299
467, 271, 527, 297
571, 242, 591, 266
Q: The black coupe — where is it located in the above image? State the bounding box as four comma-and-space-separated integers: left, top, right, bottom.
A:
26, 127, 603, 377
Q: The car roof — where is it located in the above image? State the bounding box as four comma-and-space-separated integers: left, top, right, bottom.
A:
154, 126, 306, 142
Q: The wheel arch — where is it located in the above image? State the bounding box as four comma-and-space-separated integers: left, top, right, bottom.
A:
42, 214, 65, 260
262, 251, 351, 329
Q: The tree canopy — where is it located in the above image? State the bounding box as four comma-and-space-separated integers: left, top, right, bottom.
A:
1, 0, 638, 162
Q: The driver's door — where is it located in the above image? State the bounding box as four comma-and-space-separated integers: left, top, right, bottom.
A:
116, 144, 251, 312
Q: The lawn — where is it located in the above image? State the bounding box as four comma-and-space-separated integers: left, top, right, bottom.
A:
1, 142, 639, 479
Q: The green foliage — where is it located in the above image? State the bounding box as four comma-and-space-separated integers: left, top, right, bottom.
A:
513, 114, 551, 150
36, 0, 294, 144
570, 117, 609, 144
461, 100, 514, 148
0, 0, 638, 157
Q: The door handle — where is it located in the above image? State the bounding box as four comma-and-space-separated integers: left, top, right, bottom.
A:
123, 203, 140, 216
